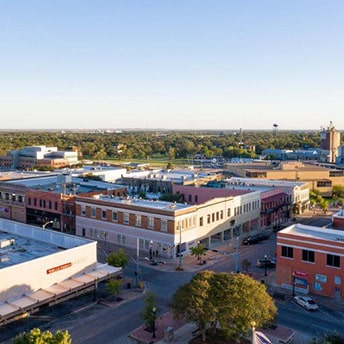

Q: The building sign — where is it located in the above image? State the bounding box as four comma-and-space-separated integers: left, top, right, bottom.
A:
295, 277, 308, 286
334, 276, 341, 285
294, 270, 309, 278
315, 274, 327, 283
47, 262, 72, 274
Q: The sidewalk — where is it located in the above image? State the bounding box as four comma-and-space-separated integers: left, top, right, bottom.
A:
128, 239, 344, 344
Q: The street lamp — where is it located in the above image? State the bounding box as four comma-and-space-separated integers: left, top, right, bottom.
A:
42, 220, 54, 229
197, 240, 201, 263
178, 224, 183, 270
152, 306, 156, 338
292, 272, 296, 296
149, 240, 153, 260
251, 321, 256, 344
264, 254, 268, 276
235, 236, 239, 273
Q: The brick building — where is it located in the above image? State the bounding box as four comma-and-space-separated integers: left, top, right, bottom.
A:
276, 224, 344, 299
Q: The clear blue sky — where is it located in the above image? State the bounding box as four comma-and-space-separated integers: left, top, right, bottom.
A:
1, 1, 344, 130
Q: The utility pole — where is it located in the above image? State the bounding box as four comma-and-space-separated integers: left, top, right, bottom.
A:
177, 223, 183, 270
235, 236, 239, 273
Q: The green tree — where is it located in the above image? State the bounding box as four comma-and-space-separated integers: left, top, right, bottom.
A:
190, 243, 206, 264
218, 273, 276, 341
13, 328, 71, 344
319, 199, 329, 214
106, 248, 129, 269
170, 271, 276, 342
332, 185, 344, 198
310, 331, 344, 344
171, 271, 216, 342
140, 291, 160, 331
106, 278, 122, 298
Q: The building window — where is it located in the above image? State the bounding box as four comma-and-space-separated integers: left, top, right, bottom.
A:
195, 195, 198, 203
327, 254, 340, 268
82, 228, 85, 237
281, 246, 293, 258
316, 180, 332, 187
200, 216, 203, 226
91, 208, 96, 217
207, 214, 211, 224
161, 219, 168, 232
28, 197, 31, 205
188, 194, 192, 202
136, 215, 141, 227
302, 249, 315, 263
112, 211, 118, 221
117, 234, 121, 243
49, 201, 52, 209
102, 210, 107, 219
148, 217, 154, 228
123, 213, 129, 224
227, 208, 231, 217
55, 202, 58, 210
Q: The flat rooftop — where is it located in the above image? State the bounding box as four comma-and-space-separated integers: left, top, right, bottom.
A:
0, 171, 52, 181
95, 195, 193, 211
0, 220, 90, 268
279, 223, 344, 243
0, 230, 65, 267
6, 175, 111, 194
226, 177, 305, 187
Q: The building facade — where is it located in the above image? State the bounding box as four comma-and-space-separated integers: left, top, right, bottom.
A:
276, 224, 344, 299
74, 190, 261, 258
320, 122, 341, 163
224, 161, 343, 197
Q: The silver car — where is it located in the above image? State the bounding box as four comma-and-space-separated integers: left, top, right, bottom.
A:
294, 296, 318, 311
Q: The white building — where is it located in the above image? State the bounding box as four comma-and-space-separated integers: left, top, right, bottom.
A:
0, 219, 120, 325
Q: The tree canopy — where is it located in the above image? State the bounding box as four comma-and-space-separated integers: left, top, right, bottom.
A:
106, 248, 129, 269
170, 271, 276, 342
13, 328, 71, 344
0, 129, 335, 162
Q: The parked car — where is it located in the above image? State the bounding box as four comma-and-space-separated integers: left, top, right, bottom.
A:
242, 232, 270, 245
242, 236, 260, 245
294, 296, 318, 311
256, 258, 276, 268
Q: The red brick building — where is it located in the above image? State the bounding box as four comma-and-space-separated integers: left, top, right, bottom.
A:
276, 224, 344, 299
332, 210, 344, 230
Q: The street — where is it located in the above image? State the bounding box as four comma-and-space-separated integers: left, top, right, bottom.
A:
1, 210, 343, 343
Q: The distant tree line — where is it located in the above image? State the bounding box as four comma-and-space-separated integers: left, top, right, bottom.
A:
0, 130, 340, 161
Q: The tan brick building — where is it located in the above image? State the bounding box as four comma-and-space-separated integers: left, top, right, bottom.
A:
224, 161, 344, 197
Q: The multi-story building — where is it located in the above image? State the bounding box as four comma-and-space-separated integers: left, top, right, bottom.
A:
74, 189, 261, 258
223, 177, 309, 215
0, 173, 126, 232
332, 210, 344, 230
276, 224, 344, 299
224, 160, 343, 197
0, 145, 79, 170
119, 169, 221, 195
320, 122, 341, 163
336, 145, 344, 166
0, 219, 120, 325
